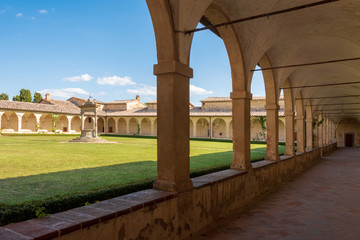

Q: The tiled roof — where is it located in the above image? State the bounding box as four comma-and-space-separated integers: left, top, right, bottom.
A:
0, 100, 80, 115
107, 100, 137, 104
201, 95, 284, 102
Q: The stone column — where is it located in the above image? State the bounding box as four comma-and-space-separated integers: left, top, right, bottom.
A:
94, 113, 98, 137
231, 91, 252, 169
265, 104, 280, 161
126, 119, 130, 134
34, 114, 42, 132
318, 115, 323, 148
0, 111, 4, 129
296, 116, 305, 153
313, 118, 319, 149
306, 118, 313, 151
284, 110, 295, 156
81, 113, 85, 131
104, 117, 108, 134
17, 113, 25, 132
193, 119, 197, 138
152, 61, 193, 193
67, 116, 73, 133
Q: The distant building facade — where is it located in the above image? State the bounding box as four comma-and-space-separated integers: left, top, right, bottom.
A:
0, 94, 287, 141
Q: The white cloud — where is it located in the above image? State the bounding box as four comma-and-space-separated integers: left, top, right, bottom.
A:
38, 9, 48, 14
38, 88, 89, 99
16, 13, 23, 17
63, 74, 93, 82
97, 75, 135, 86
127, 86, 156, 96
190, 84, 213, 95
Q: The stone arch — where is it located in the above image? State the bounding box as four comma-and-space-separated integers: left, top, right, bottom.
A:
212, 118, 226, 138
129, 118, 139, 135
108, 118, 116, 133
71, 116, 81, 132
40, 114, 52, 132
117, 118, 127, 134
196, 118, 209, 138
141, 118, 152, 135
189, 119, 193, 137
1, 111, 18, 131
84, 117, 94, 130
97, 118, 105, 133
21, 112, 36, 132
57, 115, 69, 132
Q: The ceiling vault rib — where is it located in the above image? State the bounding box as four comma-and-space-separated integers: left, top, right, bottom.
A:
281, 81, 360, 89
296, 94, 360, 100
183, 0, 339, 35
253, 57, 360, 72
312, 103, 360, 106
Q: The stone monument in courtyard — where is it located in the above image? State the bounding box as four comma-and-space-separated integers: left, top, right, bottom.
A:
70, 98, 110, 143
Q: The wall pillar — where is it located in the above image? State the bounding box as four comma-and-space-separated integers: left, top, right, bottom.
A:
152, 61, 193, 193
284, 110, 295, 156
265, 104, 280, 161
296, 116, 305, 153
230, 91, 252, 170
313, 117, 319, 149
17, 113, 25, 132
318, 115, 323, 147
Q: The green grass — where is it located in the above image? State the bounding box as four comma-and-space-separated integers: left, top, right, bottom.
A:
0, 135, 285, 205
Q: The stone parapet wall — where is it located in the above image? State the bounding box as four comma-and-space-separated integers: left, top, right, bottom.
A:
0, 144, 337, 240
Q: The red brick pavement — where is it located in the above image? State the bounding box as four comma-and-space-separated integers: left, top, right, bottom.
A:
187, 148, 360, 240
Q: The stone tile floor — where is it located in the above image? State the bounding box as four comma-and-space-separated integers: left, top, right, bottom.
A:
188, 148, 360, 240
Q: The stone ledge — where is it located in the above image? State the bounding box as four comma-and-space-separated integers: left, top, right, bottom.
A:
192, 169, 247, 188
0, 189, 175, 240
252, 160, 277, 169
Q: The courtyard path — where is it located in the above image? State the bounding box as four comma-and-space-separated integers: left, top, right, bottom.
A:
187, 148, 360, 240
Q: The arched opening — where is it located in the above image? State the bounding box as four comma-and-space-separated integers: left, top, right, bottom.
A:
71, 116, 81, 132
154, 119, 157, 136
196, 118, 209, 138
97, 118, 105, 133
251, 118, 265, 141
140, 118, 151, 135
117, 118, 127, 134
1, 111, 18, 132
129, 118, 139, 135
108, 118, 115, 133
212, 118, 226, 138
279, 120, 285, 142
189, 119, 193, 137
21, 113, 36, 132
40, 114, 52, 132
57, 115, 69, 132
84, 117, 94, 130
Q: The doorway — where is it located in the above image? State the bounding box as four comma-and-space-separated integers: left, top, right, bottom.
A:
345, 134, 354, 147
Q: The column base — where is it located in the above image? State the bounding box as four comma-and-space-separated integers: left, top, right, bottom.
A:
230, 163, 251, 170
153, 178, 193, 194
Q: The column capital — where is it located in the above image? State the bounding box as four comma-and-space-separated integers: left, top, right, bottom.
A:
230, 91, 252, 100
154, 61, 193, 78
296, 116, 305, 121
265, 104, 280, 110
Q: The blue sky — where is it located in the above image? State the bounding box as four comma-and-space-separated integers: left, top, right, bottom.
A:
0, 0, 265, 106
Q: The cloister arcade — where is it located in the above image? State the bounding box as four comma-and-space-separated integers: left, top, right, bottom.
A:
0, 109, 288, 141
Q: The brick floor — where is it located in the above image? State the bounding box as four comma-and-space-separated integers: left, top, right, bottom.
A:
188, 148, 360, 240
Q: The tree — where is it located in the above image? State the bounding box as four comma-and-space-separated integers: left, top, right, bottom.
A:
33, 92, 43, 103
19, 89, 32, 102
0, 93, 9, 100
13, 95, 20, 101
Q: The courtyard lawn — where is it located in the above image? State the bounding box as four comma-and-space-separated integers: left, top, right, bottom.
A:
0, 135, 285, 204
